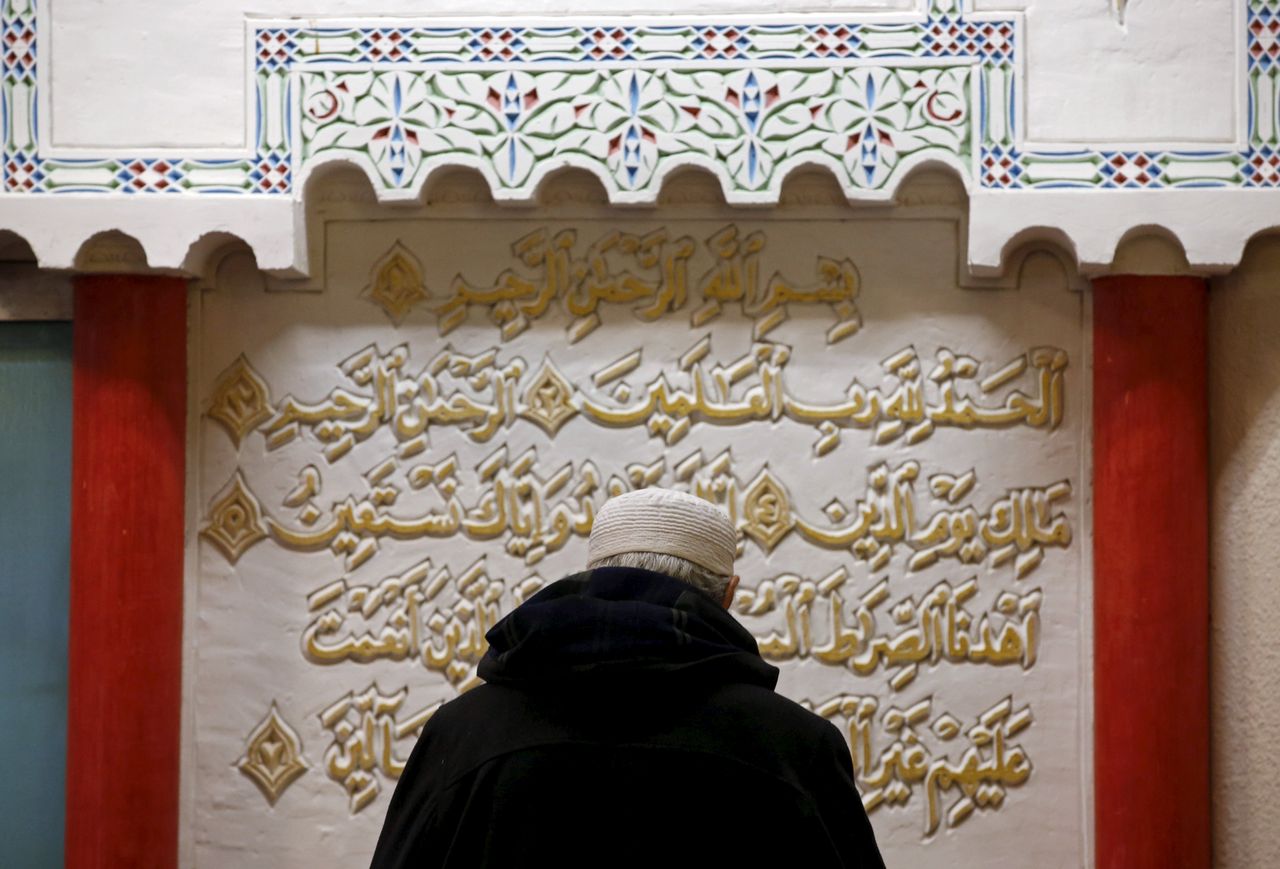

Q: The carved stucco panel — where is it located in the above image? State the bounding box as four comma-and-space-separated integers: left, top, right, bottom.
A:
188, 209, 1088, 867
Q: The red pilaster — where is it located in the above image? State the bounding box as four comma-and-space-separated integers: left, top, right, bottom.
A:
67, 275, 187, 869
1092, 276, 1210, 869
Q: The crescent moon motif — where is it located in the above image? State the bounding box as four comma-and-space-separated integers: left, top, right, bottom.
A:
925, 91, 963, 124
308, 90, 340, 121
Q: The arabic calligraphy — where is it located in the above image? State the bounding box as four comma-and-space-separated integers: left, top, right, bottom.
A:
308, 680, 1034, 824
738, 570, 1041, 690
319, 683, 442, 814
205, 447, 1070, 577
299, 557, 1037, 694
304, 556, 545, 691
432, 224, 860, 343
201, 216, 1084, 846
249, 339, 1067, 459
811, 693, 1034, 835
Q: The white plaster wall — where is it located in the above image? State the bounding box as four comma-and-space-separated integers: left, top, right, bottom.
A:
984, 0, 1237, 145
50, 0, 1236, 150
1209, 241, 1280, 869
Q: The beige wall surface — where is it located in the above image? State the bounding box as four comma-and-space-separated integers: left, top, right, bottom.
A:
1210, 240, 1280, 868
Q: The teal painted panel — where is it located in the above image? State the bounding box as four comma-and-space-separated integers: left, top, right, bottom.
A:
0, 322, 72, 868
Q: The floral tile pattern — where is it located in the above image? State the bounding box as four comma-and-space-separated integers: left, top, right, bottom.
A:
0, 0, 1269, 198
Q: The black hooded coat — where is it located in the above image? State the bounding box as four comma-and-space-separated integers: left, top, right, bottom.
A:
368, 566, 885, 869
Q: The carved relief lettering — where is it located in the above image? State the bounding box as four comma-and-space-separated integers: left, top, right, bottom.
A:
191, 217, 1086, 865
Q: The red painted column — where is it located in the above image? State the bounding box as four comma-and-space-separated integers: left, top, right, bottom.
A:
1092, 276, 1209, 869
66, 275, 187, 869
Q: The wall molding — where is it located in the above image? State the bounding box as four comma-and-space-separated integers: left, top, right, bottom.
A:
2, 0, 1273, 202
1, 0, 1278, 274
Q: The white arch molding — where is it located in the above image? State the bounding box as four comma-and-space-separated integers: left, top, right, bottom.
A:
1, 0, 1277, 275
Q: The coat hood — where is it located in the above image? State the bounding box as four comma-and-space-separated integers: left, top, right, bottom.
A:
478, 566, 778, 690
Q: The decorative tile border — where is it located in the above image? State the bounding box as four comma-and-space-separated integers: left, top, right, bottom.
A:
0, 0, 1274, 198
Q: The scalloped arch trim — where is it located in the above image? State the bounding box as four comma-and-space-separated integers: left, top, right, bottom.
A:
4, 1, 1280, 276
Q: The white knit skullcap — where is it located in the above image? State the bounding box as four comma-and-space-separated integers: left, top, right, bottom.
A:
588, 488, 736, 576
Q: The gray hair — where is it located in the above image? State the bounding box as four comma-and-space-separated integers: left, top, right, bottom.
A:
588, 550, 733, 602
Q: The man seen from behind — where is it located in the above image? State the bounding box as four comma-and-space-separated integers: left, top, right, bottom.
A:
369, 487, 886, 868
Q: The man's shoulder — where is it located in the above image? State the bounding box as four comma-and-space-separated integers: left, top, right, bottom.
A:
430, 681, 514, 722
424, 682, 536, 747
703, 680, 846, 749
422, 678, 844, 769
407, 683, 552, 789
408, 678, 849, 809
431, 678, 834, 737
710, 681, 834, 727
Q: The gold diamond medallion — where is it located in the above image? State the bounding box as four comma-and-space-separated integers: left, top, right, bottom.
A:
364, 241, 428, 326
519, 358, 578, 436
238, 702, 308, 806
201, 470, 269, 563
208, 354, 272, 448
741, 467, 794, 552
